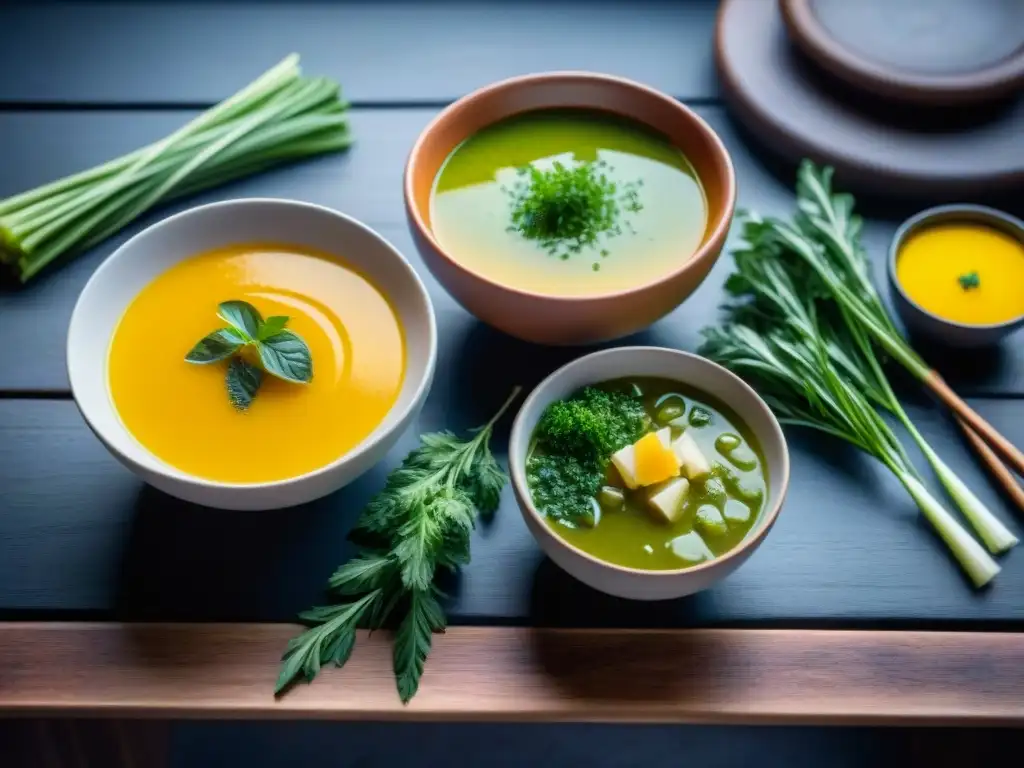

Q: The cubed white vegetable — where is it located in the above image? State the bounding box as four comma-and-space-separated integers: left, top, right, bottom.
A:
610, 444, 638, 489
645, 476, 690, 523
667, 531, 714, 565
671, 431, 710, 479
655, 427, 672, 448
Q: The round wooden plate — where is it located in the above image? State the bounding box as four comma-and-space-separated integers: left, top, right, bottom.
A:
715, 0, 1024, 198
780, 0, 1024, 106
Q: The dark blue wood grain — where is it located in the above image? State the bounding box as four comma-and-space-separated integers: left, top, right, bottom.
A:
1, 107, 1021, 393
1, 392, 1022, 624
0, 1, 719, 105
0, 0, 1023, 635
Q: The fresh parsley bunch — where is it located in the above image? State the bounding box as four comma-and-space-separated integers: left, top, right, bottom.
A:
276, 387, 521, 702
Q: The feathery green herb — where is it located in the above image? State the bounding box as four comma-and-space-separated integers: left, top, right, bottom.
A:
526, 386, 648, 527
699, 160, 1017, 586
276, 387, 522, 703
0, 55, 351, 282
505, 159, 642, 261
535, 386, 648, 460
958, 271, 980, 291
186, 299, 312, 410
701, 318, 1001, 587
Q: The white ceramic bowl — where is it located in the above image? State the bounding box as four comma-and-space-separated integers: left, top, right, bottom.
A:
509, 347, 790, 600
68, 199, 437, 510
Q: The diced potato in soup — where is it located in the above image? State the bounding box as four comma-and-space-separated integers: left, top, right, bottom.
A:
527, 377, 768, 571
611, 427, 679, 488
672, 431, 710, 479
646, 477, 690, 523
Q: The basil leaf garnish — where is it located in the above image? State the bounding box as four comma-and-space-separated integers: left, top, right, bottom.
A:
258, 315, 290, 340
185, 328, 246, 363
226, 358, 263, 411
218, 300, 263, 341
187, 300, 312, 409
258, 330, 313, 383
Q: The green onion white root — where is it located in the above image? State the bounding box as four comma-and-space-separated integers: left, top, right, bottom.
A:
701, 161, 1017, 587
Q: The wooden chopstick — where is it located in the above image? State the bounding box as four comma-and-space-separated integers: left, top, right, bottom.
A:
925, 370, 1024, 478
956, 415, 1024, 515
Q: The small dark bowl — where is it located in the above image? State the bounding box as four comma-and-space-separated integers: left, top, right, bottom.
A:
889, 205, 1024, 348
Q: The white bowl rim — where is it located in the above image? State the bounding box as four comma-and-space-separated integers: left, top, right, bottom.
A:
509, 346, 791, 577
67, 197, 438, 492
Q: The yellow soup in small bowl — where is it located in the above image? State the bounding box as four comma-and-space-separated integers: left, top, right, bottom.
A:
896, 222, 1024, 326
108, 243, 406, 484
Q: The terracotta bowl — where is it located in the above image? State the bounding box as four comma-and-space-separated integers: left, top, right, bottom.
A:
509, 347, 790, 600
404, 72, 736, 345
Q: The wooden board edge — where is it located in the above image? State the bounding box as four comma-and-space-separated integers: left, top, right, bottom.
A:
1, 623, 1023, 725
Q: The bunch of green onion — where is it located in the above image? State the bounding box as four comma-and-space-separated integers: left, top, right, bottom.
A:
701, 161, 1018, 587
0, 54, 350, 282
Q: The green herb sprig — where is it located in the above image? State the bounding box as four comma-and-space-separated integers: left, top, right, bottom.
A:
701, 318, 1001, 588
276, 387, 522, 703
186, 300, 312, 410
958, 271, 980, 291
526, 387, 648, 528
505, 159, 642, 262
698, 160, 1018, 586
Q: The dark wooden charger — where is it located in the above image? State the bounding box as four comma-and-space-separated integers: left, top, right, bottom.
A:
0, 0, 1023, 725
780, 0, 1024, 106
716, 0, 1024, 198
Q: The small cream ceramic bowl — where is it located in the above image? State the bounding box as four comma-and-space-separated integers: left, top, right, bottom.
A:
68, 199, 437, 510
509, 347, 790, 600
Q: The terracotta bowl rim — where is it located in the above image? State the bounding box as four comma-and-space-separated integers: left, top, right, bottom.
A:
404, 70, 737, 303
508, 346, 791, 579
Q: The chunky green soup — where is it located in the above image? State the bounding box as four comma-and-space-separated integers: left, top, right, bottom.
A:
527, 377, 767, 570
430, 109, 707, 296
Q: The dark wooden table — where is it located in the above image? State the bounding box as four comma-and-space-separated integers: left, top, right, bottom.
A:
2, 0, 1024, 738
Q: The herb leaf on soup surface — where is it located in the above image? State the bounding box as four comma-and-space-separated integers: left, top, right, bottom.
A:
187, 301, 313, 408
217, 299, 263, 340
258, 330, 313, 384
958, 271, 980, 291
506, 159, 643, 260
225, 357, 263, 411
258, 315, 290, 340
184, 328, 247, 363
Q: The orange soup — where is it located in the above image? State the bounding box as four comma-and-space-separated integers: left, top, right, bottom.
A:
108, 243, 405, 484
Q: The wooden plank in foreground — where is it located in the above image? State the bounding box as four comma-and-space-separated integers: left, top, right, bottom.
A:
1, 624, 1022, 725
